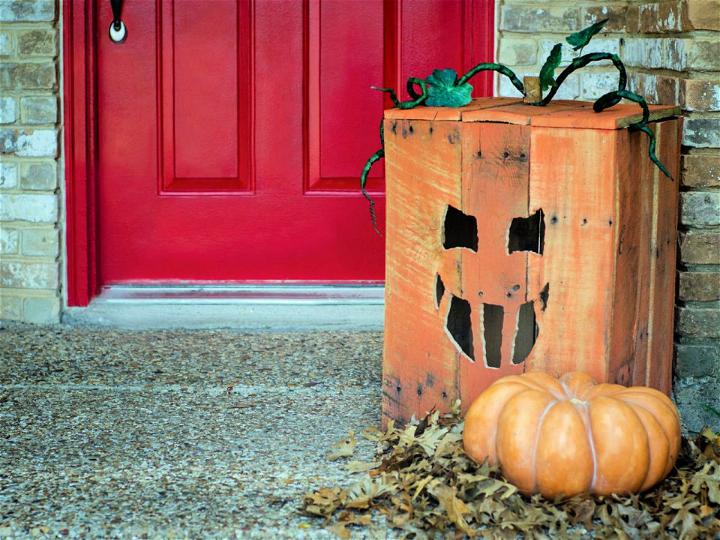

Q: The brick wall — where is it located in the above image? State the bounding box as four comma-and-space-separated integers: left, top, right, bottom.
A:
497, 0, 720, 431
0, 0, 61, 324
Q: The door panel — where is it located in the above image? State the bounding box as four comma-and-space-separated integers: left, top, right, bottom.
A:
95, 0, 492, 285
399, 0, 466, 83
307, 0, 385, 191
160, 0, 252, 191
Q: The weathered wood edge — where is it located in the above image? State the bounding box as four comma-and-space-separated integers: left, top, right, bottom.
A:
384, 100, 680, 130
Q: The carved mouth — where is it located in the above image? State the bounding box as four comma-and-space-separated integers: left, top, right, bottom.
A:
438, 287, 549, 368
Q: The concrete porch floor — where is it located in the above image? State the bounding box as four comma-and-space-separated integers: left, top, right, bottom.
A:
0, 324, 383, 538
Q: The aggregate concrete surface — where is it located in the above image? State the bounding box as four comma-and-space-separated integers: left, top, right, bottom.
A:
0, 324, 384, 538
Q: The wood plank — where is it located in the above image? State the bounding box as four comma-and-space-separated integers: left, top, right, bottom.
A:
457, 122, 531, 411
461, 100, 590, 125
645, 119, 681, 394
384, 97, 521, 121
531, 104, 680, 129
608, 126, 656, 388
526, 127, 618, 382
382, 118, 463, 424
434, 97, 522, 120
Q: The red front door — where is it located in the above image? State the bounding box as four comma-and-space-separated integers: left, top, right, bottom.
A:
94, 0, 493, 285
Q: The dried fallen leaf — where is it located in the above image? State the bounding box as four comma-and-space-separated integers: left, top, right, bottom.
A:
303, 408, 720, 538
327, 432, 357, 461
328, 522, 350, 539
346, 461, 381, 474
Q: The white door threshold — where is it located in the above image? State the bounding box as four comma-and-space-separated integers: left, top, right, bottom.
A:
63, 285, 385, 331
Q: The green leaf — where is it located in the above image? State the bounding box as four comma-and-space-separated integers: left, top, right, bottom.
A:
566, 19, 608, 50
539, 44, 562, 91
424, 68, 473, 107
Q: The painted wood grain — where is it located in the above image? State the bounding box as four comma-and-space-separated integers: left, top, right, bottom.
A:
382, 118, 463, 424
526, 127, 618, 382
457, 122, 531, 412
385, 97, 521, 121
382, 98, 681, 424
531, 104, 680, 129
461, 100, 589, 125
645, 119, 682, 393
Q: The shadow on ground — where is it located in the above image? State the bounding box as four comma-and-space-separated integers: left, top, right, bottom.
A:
0, 324, 383, 538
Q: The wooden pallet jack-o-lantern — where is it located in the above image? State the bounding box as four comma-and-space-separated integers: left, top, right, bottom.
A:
382, 98, 681, 425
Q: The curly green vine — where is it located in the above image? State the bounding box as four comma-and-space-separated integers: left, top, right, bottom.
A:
595, 89, 671, 178
360, 18, 673, 232
535, 52, 627, 107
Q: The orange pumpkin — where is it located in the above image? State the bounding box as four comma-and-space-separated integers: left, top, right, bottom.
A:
463, 371, 681, 498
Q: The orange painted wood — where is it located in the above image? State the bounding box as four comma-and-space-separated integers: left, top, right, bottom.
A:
530, 103, 680, 129
384, 97, 521, 121
526, 126, 619, 382
461, 100, 591, 125
645, 119, 682, 393
612, 125, 656, 389
457, 122, 531, 405
382, 98, 681, 424
382, 118, 463, 423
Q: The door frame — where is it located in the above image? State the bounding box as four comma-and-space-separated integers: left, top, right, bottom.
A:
63, 0, 496, 307
64, 0, 100, 306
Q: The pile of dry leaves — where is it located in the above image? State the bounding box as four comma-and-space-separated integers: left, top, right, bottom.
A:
303, 403, 720, 538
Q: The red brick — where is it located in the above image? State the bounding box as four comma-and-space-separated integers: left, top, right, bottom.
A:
680, 231, 720, 264
682, 153, 720, 188
679, 271, 720, 301
687, 0, 720, 30
681, 79, 720, 112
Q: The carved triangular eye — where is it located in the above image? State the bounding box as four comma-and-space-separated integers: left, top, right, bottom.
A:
443, 205, 478, 251
508, 208, 545, 254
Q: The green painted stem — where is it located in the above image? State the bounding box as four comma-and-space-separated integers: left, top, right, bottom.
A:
457, 63, 525, 95
360, 148, 384, 235
359, 52, 670, 235
594, 89, 672, 179
532, 52, 627, 107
